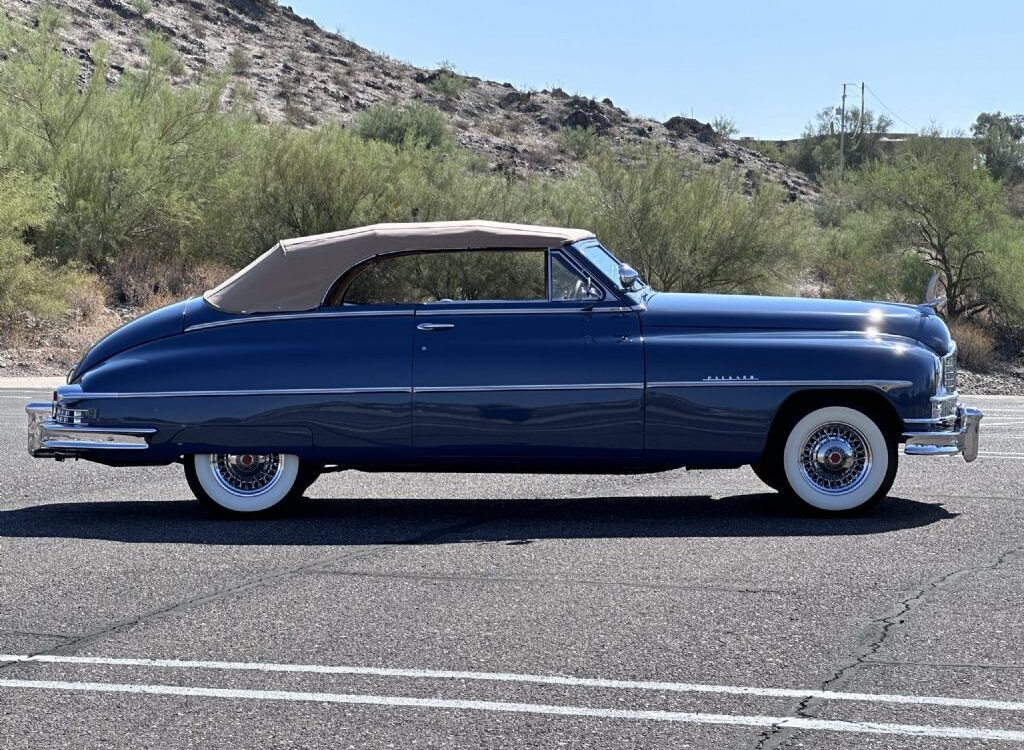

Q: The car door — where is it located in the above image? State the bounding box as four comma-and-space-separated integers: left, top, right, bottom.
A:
412, 249, 644, 465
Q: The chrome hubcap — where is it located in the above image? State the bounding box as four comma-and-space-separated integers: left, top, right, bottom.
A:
799, 423, 871, 494
210, 453, 283, 496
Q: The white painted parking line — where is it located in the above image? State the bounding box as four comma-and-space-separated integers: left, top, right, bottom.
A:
2, 654, 1022, 712
0, 378, 64, 390
1, 679, 1022, 742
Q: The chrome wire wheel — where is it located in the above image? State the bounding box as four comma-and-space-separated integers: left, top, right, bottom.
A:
187, 453, 301, 514
781, 405, 894, 513
798, 423, 872, 495
210, 453, 284, 497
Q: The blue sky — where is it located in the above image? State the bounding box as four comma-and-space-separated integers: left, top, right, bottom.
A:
287, 0, 1021, 140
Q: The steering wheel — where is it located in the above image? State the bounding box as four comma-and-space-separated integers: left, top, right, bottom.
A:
571, 279, 585, 301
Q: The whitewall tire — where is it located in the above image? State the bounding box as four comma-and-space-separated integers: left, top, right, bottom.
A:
779, 406, 896, 513
185, 453, 302, 515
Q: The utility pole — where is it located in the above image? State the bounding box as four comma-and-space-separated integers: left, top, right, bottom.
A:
838, 83, 847, 180
860, 81, 865, 134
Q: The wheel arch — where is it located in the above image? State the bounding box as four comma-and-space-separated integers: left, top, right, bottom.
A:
762, 388, 904, 459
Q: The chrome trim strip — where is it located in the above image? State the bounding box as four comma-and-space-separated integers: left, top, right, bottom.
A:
413, 383, 644, 393
647, 379, 914, 392
187, 307, 634, 330
43, 437, 150, 450
62, 387, 413, 400
185, 309, 414, 333
63, 383, 647, 400
416, 306, 633, 316
63, 380, 914, 400
27, 407, 156, 455
43, 424, 156, 436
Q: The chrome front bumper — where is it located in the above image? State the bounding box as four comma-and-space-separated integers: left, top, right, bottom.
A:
26, 402, 154, 458
903, 405, 983, 462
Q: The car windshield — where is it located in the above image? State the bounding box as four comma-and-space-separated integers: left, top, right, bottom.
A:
576, 243, 646, 292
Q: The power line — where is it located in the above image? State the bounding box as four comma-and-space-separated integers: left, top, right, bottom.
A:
864, 84, 915, 131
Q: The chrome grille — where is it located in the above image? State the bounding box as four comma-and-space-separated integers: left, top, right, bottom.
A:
942, 348, 957, 391
54, 405, 91, 425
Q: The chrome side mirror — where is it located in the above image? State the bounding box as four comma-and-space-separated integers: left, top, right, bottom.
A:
618, 263, 639, 291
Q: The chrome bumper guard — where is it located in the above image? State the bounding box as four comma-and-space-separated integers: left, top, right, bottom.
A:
26, 402, 154, 458
903, 405, 983, 462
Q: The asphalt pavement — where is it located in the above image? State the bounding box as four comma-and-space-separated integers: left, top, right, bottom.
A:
1, 386, 1021, 749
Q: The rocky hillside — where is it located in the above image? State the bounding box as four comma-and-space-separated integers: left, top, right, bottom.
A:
6, 0, 817, 199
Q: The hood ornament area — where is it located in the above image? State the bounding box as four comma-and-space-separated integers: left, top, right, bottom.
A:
919, 271, 947, 312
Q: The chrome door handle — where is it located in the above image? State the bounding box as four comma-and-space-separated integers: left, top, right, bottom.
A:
417, 323, 455, 331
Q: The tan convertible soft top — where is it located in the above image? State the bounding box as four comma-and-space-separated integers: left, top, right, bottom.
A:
204, 220, 596, 313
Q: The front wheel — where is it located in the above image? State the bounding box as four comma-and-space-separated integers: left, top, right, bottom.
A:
185, 453, 303, 516
777, 405, 897, 514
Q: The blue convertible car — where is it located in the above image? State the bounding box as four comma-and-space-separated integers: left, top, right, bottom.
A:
27, 221, 981, 516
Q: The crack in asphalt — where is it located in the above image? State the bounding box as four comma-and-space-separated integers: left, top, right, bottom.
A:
752, 545, 1022, 750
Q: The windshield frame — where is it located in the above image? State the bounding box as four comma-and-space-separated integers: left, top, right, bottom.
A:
570, 240, 650, 298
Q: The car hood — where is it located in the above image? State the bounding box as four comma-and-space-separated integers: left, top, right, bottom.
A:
640, 292, 953, 354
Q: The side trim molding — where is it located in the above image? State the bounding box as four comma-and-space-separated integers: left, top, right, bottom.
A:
185, 305, 635, 331
185, 310, 414, 333
64, 387, 413, 400
413, 383, 644, 393
63, 384, 645, 400
647, 379, 914, 393
416, 306, 633, 317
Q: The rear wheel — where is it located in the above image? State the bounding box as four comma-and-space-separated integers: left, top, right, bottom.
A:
185, 453, 304, 516
775, 405, 897, 514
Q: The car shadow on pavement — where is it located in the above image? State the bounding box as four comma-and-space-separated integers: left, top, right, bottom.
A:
0, 493, 956, 546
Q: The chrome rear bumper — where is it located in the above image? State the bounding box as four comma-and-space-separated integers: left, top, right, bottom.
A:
26, 403, 154, 458
903, 405, 983, 462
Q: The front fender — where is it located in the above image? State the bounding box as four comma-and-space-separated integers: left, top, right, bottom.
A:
642, 330, 938, 464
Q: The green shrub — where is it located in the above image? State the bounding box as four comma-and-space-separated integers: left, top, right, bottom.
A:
846, 140, 1012, 319
711, 115, 738, 142
426, 63, 468, 99
549, 146, 815, 294
743, 139, 782, 161
557, 126, 599, 159
0, 170, 82, 321
227, 46, 252, 75
354, 102, 452, 150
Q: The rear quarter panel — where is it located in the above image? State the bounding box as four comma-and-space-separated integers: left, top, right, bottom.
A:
69, 312, 414, 464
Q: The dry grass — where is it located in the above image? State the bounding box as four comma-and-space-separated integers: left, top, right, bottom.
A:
106, 253, 232, 309
0, 261, 233, 376
949, 320, 997, 372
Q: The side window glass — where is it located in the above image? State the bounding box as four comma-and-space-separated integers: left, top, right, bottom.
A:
550, 254, 602, 302
342, 249, 546, 305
